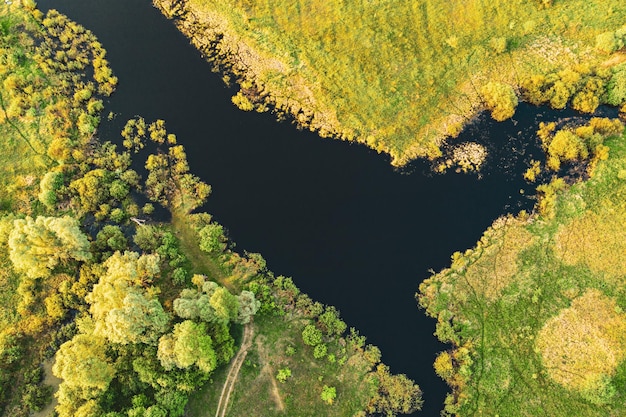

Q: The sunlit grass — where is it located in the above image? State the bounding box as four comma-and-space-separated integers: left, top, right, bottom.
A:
419, 129, 626, 415
168, 0, 626, 164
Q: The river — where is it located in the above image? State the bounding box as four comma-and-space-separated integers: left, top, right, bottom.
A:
36, 0, 593, 415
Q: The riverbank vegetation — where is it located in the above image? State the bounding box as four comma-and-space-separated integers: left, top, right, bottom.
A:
153, 0, 626, 165
419, 120, 626, 415
0, 3, 421, 417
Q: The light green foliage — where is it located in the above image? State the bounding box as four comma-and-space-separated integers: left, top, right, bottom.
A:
302, 324, 323, 346
86, 251, 164, 344
157, 320, 218, 373
209, 286, 239, 324
8, 216, 91, 278
320, 385, 336, 405
236, 290, 260, 324
595, 25, 626, 53
52, 334, 114, 396
102, 291, 169, 345
313, 343, 327, 359
318, 307, 347, 336
134, 225, 161, 252
173, 288, 216, 323
69, 169, 112, 212
198, 223, 226, 253
480, 82, 518, 121
276, 367, 292, 383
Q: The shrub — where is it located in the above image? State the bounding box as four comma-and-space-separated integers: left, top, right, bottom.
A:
480, 82, 518, 121
276, 367, 291, 383
302, 324, 322, 346
320, 385, 336, 405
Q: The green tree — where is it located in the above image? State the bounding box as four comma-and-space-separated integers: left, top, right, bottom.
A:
38, 171, 64, 209
86, 251, 163, 343
209, 287, 239, 324
143, 120, 211, 212
607, 65, 626, 106
8, 216, 91, 278
198, 223, 226, 253
102, 290, 169, 345
53, 334, 115, 397
236, 290, 260, 324
157, 321, 218, 373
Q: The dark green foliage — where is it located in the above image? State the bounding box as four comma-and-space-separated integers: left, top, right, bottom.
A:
133, 225, 160, 252
93, 225, 128, 259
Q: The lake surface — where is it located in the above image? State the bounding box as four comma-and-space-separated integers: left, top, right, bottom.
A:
36, 1, 595, 415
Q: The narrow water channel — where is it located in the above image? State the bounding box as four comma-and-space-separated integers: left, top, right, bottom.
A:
37, 1, 596, 415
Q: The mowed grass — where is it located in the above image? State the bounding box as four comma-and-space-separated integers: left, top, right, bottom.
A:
419, 131, 626, 415
171, 0, 625, 164
187, 313, 375, 417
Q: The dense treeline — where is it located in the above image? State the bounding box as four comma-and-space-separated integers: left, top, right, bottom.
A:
0, 3, 421, 417
154, 0, 626, 165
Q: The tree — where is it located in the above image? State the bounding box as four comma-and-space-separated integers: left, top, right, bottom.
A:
607, 65, 626, 106
236, 290, 260, 324
157, 321, 218, 373
103, 290, 169, 345
198, 223, 226, 253
143, 120, 211, 212
8, 216, 91, 278
86, 251, 164, 344
52, 334, 115, 397
209, 287, 239, 324
480, 82, 518, 121
38, 171, 64, 209
367, 364, 422, 416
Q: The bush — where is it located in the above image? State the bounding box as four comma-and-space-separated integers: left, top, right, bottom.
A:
320, 385, 336, 405
302, 324, 323, 346
596, 31, 623, 54
276, 367, 291, 383
480, 82, 518, 121
313, 343, 327, 359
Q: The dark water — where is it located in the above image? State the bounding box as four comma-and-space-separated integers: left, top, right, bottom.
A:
36, 1, 599, 415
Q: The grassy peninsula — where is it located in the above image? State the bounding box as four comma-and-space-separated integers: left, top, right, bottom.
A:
0, 3, 420, 417
154, 0, 626, 165
419, 120, 626, 415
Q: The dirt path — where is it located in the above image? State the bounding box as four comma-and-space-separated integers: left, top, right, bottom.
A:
255, 336, 285, 412
215, 323, 254, 417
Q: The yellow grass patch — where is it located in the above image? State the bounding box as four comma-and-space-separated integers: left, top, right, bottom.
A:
555, 205, 626, 282
536, 289, 626, 391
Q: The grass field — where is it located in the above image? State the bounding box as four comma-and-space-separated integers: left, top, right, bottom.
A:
187, 313, 377, 417
156, 0, 626, 165
418, 128, 626, 415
